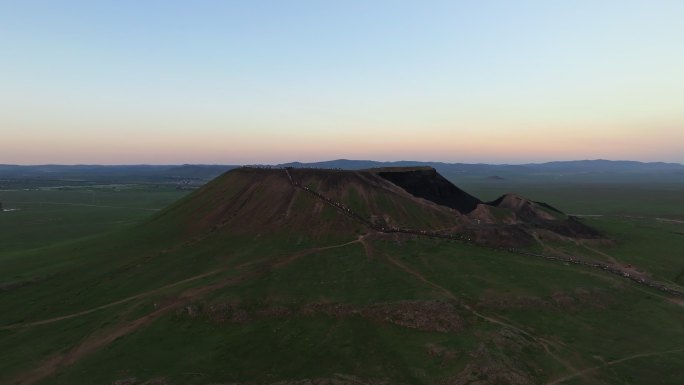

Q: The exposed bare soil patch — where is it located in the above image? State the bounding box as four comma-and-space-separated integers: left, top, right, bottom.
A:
440, 327, 542, 385
177, 300, 465, 333
110, 375, 396, 385
476, 288, 614, 312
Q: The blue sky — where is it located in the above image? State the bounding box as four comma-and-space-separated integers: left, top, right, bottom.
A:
2, 1, 683, 164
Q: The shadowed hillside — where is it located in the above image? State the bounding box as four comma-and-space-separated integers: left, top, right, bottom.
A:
374, 167, 482, 214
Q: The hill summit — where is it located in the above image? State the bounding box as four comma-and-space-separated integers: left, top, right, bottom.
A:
153, 166, 600, 247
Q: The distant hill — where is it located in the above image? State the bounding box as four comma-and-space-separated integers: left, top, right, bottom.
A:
0, 164, 236, 184
279, 159, 684, 183
279, 159, 684, 173
2, 159, 683, 186
525, 159, 684, 172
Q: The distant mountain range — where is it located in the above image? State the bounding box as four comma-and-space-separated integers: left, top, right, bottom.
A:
0, 164, 235, 182
278, 159, 684, 173
1, 159, 683, 184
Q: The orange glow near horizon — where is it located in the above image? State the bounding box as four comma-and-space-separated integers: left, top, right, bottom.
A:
2, 2, 683, 164
4, 117, 683, 165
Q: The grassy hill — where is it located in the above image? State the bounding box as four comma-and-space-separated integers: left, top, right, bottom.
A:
1, 167, 683, 385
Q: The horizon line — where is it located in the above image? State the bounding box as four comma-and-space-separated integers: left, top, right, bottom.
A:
2, 158, 683, 167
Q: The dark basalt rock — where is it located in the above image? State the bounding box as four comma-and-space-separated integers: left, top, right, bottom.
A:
376, 168, 482, 214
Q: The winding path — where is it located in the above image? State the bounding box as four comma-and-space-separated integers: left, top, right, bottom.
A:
284, 169, 684, 298
546, 348, 684, 385
286, 168, 684, 381
8, 201, 161, 211
381, 251, 582, 376
7, 237, 365, 385
0, 269, 223, 330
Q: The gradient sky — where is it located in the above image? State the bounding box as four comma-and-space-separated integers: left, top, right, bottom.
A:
2, 0, 683, 164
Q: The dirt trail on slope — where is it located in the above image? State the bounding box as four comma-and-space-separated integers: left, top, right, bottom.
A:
270, 234, 366, 268
383, 254, 457, 300
0, 269, 225, 330
229, 235, 366, 271
536, 234, 654, 285
282, 171, 676, 382
546, 348, 684, 385
359, 234, 374, 258
578, 243, 620, 265
9, 272, 254, 385
8, 237, 366, 385
287, 167, 684, 298
381, 251, 585, 379
10, 201, 161, 211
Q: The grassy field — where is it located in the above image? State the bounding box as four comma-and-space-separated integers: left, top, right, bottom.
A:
454, 176, 684, 285
0, 171, 682, 385
0, 185, 189, 254
455, 176, 684, 218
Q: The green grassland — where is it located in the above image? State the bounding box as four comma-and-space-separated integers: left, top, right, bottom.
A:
454, 176, 684, 285
455, 176, 684, 218
0, 185, 189, 254
0, 172, 683, 385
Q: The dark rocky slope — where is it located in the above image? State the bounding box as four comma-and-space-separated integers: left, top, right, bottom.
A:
375, 167, 482, 214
